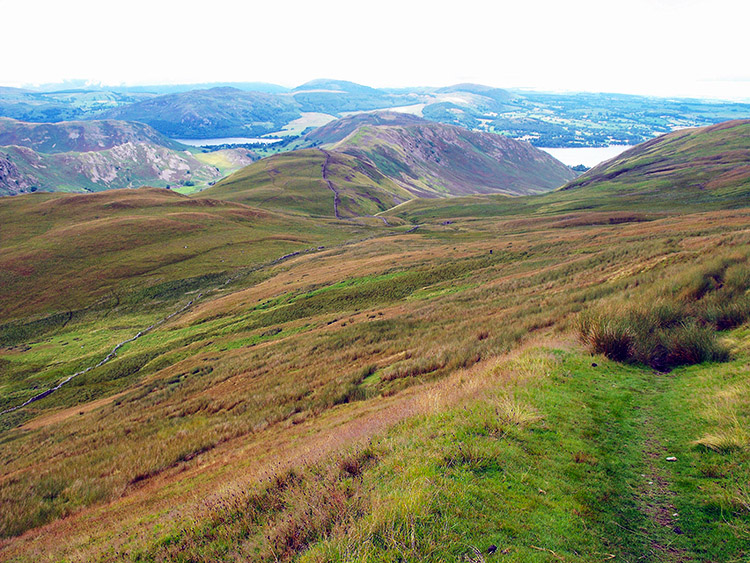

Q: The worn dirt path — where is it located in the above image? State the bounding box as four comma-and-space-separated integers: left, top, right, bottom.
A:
319, 148, 342, 219
637, 377, 693, 562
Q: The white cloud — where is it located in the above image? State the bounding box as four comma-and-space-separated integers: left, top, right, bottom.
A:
2, 0, 749, 99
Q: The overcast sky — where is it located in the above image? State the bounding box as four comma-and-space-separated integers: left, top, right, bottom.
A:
3, 0, 749, 100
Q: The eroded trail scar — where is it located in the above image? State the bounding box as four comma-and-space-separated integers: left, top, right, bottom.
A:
319, 148, 342, 219
637, 383, 693, 562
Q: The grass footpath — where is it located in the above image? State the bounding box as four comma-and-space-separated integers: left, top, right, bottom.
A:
299, 348, 749, 562
135, 341, 749, 562
300, 349, 655, 562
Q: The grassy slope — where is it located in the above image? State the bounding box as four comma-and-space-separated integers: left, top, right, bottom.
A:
0, 206, 748, 561
332, 120, 575, 197
561, 119, 750, 207
202, 149, 415, 218
205, 115, 575, 219
0, 187, 369, 321
386, 120, 750, 224
0, 122, 749, 561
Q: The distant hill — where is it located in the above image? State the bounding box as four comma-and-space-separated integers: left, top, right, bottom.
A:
292, 79, 382, 95
201, 148, 414, 219
3, 80, 748, 147
0, 119, 256, 196
559, 119, 750, 208
108, 82, 290, 95
0, 117, 183, 153
102, 87, 301, 138
304, 112, 424, 145
204, 114, 575, 217
388, 119, 750, 222
290, 80, 411, 115
329, 113, 575, 197
0, 86, 150, 122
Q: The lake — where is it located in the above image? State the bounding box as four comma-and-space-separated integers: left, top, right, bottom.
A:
539, 145, 633, 168
174, 137, 284, 146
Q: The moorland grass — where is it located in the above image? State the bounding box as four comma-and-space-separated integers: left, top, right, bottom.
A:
578, 253, 750, 369
0, 205, 749, 559
133, 345, 749, 562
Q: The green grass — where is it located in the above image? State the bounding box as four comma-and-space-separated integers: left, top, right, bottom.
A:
132, 345, 750, 562
203, 149, 413, 219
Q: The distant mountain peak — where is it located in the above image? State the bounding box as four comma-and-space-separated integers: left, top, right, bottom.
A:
292, 79, 381, 94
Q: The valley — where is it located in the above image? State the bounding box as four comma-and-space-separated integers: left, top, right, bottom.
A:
0, 117, 748, 561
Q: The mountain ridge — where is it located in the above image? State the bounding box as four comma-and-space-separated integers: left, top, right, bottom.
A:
203, 114, 575, 217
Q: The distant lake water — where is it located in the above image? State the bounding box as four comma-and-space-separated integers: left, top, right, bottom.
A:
174, 137, 284, 146
539, 146, 633, 168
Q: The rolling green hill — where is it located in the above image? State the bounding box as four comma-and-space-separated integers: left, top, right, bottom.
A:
561, 119, 750, 206
201, 148, 414, 219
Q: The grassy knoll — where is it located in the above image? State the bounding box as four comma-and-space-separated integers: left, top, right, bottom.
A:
0, 187, 369, 321
203, 149, 414, 218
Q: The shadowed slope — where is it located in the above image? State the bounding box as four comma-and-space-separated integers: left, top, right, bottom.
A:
332, 116, 575, 196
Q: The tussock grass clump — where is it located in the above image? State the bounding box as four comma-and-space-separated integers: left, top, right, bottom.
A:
578, 254, 750, 369
135, 446, 378, 563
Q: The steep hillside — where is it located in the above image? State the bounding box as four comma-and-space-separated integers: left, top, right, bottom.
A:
0, 117, 184, 153
0, 119, 259, 196
0, 142, 256, 196
203, 148, 413, 219
103, 87, 301, 138
563, 119, 750, 198
330, 113, 575, 196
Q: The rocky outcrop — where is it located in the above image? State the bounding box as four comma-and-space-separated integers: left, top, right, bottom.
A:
0, 152, 35, 195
